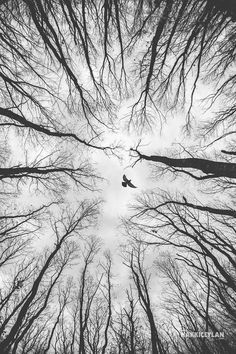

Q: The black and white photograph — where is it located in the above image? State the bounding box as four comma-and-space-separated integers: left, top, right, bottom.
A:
0, 1, 235, 353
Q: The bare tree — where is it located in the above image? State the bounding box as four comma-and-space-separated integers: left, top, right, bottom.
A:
131, 147, 236, 180
111, 288, 151, 353
1, 0, 236, 133
124, 191, 236, 352
123, 244, 166, 354
0, 200, 99, 354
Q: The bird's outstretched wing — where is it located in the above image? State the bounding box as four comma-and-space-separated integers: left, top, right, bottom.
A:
127, 181, 137, 188
123, 174, 129, 182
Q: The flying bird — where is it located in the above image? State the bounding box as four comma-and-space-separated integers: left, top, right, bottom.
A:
122, 174, 137, 188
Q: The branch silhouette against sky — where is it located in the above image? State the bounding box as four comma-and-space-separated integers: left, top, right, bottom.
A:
0, 1, 236, 353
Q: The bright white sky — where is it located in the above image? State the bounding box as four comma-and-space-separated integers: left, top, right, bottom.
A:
2, 83, 211, 300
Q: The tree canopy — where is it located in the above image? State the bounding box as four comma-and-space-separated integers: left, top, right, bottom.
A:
0, 1, 236, 353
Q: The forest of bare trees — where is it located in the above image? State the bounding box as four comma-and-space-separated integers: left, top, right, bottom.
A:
0, 0, 236, 353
